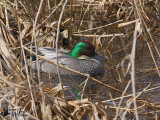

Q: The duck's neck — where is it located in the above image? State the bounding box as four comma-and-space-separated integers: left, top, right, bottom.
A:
68, 49, 81, 58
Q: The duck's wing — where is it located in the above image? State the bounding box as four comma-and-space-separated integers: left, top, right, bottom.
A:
26, 47, 69, 60
37, 47, 69, 55
31, 55, 73, 74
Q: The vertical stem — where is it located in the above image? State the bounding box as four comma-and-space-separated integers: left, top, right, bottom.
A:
55, 0, 69, 107
130, 21, 139, 120
32, 0, 45, 119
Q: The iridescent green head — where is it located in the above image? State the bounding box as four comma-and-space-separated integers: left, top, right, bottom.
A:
68, 41, 106, 60
68, 41, 95, 58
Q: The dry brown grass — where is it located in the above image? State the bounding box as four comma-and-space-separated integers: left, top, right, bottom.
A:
0, 0, 160, 119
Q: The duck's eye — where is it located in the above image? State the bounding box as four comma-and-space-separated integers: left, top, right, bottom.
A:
86, 46, 90, 50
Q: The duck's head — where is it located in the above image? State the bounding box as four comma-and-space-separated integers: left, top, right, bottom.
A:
68, 41, 106, 60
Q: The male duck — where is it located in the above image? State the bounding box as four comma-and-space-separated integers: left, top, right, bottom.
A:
30, 41, 106, 79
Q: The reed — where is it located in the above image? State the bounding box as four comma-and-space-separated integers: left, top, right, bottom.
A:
0, 0, 160, 119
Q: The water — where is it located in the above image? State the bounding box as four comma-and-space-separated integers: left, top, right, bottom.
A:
33, 39, 160, 119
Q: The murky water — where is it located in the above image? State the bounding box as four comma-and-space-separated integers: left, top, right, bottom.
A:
94, 38, 160, 119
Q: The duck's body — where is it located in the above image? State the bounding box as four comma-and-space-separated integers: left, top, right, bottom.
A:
31, 47, 105, 77
29, 41, 106, 86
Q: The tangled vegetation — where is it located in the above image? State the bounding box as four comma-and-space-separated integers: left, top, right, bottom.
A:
0, 0, 160, 119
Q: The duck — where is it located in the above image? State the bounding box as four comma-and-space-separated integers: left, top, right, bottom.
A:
30, 41, 106, 79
